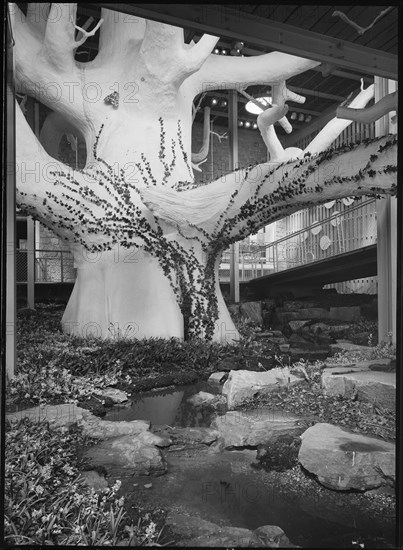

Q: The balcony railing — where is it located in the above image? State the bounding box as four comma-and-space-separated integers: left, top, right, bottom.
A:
219, 199, 377, 282
16, 249, 76, 283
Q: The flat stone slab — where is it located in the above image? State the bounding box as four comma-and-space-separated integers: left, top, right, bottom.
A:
79, 416, 151, 439
222, 368, 304, 410
79, 470, 108, 493
168, 513, 296, 548
299, 423, 395, 491
211, 408, 305, 449
166, 427, 219, 446
6, 403, 94, 428
330, 341, 373, 355
187, 392, 226, 409
94, 387, 128, 403
275, 309, 329, 324
321, 367, 395, 410
84, 434, 167, 476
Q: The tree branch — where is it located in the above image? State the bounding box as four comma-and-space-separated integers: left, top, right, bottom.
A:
141, 135, 397, 244
192, 107, 211, 164
336, 91, 397, 124
188, 51, 320, 96
302, 83, 375, 156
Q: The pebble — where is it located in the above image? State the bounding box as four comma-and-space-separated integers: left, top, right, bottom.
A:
144, 483, 153, 489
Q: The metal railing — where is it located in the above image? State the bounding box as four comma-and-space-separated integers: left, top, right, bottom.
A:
219, 199, 377, 282
16, 249, 76, 283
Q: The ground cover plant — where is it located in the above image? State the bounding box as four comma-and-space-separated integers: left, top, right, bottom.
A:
4, 419, 167, 546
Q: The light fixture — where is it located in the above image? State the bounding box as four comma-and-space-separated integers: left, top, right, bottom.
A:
230, 41, 244, 56
213, 48, 220, 55
244, 121, 251, 128
290, 112, 297, 120
305, 114, 312, 123
298, 113, 305, 122
221, 49, 227, 55
211, 97, 218, 106
220, 99, 228, 108
252, 122, 258, 129
238, 120, 244, 127
245, 96, 271, 115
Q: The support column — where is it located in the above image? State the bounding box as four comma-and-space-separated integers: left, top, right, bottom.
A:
5, 6, 16, 380
228, 90, 239, 302
375, 77, 397, 343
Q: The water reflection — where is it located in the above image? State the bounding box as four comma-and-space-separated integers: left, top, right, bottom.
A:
103, 382, 225, 427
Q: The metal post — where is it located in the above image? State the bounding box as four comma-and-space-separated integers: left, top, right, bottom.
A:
27, 217, 35, 308
5, 4, 16, 380
375, 77, 397, 343
60, 251, 64, 283
228, 90, 239, 302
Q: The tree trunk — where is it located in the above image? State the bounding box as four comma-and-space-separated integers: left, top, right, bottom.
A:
62, 247, 184, 339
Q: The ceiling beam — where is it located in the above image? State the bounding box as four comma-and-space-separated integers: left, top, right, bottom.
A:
97, 4, 397, 80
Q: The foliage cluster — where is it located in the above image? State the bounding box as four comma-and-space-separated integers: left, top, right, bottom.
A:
5, 419, 163, 546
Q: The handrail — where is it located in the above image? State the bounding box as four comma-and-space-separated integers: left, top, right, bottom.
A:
261, 198, 376, 251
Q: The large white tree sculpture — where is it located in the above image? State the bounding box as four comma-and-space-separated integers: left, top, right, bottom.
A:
12, 4, 397, 342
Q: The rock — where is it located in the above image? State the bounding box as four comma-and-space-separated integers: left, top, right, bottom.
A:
187, 391, 226, 409
222, 368, 304, 410
321, 367, 396, 410
327, 324, 350, 337
83, 434, 167, 476
227, 304, 240, 319
329, 306, 361, 322
6, 403, 94, 429
167, 514, 296, 548
288, 320, 310, 333
279, 343, 291, 352
79, 470, 108, 493
254, 525, 295, 547
298, 423, 395, 491
330, 341, 373, 355
239, 301, 263, 324
94, 387, 128, 404
274, 309, 329, 324
211, 408, 305, 449
78, 417, 151, 439
288, 333, 309, 345
310, 322, 329, 335
144, 483, 153, 489
208, 372, 228, 385
167, 427, 219, 446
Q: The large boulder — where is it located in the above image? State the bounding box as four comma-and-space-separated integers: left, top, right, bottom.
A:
298, 423, 395, 491
94, 387, 129, 403
211, 408, 305, 449
167, 513, 296, 548
222, 368, 305, 410
187, 392, 226, 409
166, 427, 219, 446
6, 403, 94, 429
239, 301, 263, 324
83, 434, 167, 476
321, 366, 396, 410
79, 416, 152, 439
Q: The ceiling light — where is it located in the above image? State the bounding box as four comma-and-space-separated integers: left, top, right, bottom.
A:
238, 120, 244, 127
290, 112, 297, 120
211, 98, 218, 106
220, 99, 228, 108
213, 48, 220, 55
221, 49, 227, 55
252, 122, 258, 129
245, 96, 272, 115
305, 114, 312, 123
298, 113, 305, 122
244, 121, 251, 128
